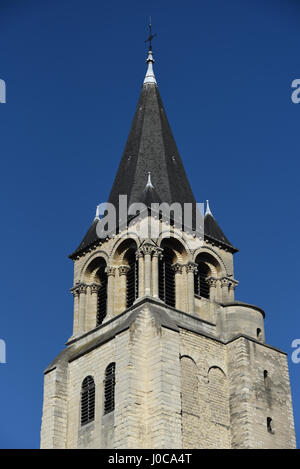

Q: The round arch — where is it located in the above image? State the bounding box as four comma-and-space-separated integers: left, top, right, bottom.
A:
193, 247, 227, 277
158, 235, 189, 264
111, 237, 139, 266
80, 251, 109, 283
207, 365, 227, 378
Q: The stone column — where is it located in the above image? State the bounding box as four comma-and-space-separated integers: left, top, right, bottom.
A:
185, 263, 198, 315
142, 243, 153, 297
228, 280, 238, 302
136, 249, 144, 299
118, 265, 130, 313
70, 285, 80, 336
88, 283, 101, 330
220, 277, 229, 303
105, 266, 116, 320
78, 283, 88, 333
152, 248, 163, 299
173, 263, 184, 310
181, 265, 188, 312
207, 277, 217, 301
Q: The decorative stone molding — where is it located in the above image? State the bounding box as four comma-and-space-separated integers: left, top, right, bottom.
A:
207, 277, 218, 288
70, 286, 80, 297
229, 279, 239, 290
89, 283, 101, 294
172, 263, 184, 274
79, 283, 88, 295
105, 266, 116, 277
141, 242, 156, 256
136, 248, 144, 260
152, 247, 163, 258
220, 278, 230, 288
185, 262, 198, 274
118, 265, 130, 276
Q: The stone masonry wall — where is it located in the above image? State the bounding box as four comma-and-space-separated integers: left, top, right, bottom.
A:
180, 330, 231, 448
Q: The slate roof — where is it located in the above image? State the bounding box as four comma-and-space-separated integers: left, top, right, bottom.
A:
107, 83, 197, 209
204, 212, 233, 247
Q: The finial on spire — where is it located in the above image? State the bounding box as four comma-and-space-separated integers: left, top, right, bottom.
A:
95, 205, 100, 220
144, 18, 157, 85
146, 171, 154, 189
205, 200, 213, 216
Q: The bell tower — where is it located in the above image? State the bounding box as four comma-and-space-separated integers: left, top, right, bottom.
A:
40, 43, 296, 449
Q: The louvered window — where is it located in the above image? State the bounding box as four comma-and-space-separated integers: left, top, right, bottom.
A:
159, 247, 175, 307
104, 362, 116, 415
97, 267, 108, 326
126, 250, 138, 308
81, 376, 95, 426
194, 261, 210, 298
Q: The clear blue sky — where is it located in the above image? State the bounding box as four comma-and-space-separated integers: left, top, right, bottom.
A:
0, 0, 299, 448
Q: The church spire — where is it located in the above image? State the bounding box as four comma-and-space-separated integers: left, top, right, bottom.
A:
107, 46, 197, 211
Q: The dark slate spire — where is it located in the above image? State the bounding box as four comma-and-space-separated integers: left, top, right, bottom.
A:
204, 200, 236, 250
107, 49, 197, 210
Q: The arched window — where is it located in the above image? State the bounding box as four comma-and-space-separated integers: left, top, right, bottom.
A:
267, 417, 274, 434
104, 362, 116, 415
126, 249, 138, 308
159, 247, 175, 307
81, 376, 95, 426
97, 265, 108, 326
264, 370, 270, 390
194, 261, 210, 298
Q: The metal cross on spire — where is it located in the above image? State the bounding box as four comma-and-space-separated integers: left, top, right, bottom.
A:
144, 17, 157, 51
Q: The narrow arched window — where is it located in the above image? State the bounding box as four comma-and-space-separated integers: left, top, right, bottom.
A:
194, 261, 210, 298
126, 249, 138, 308
104, 362, 116, 415
81, 376, 95, 426
267, 417, 274, 434
97, 266, 108, 326
264, 370, 270, 390
159, 247, 175, 307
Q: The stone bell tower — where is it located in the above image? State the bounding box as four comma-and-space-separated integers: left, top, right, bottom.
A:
40, 44, 296, 449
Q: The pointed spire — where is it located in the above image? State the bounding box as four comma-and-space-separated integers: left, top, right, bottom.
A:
205, 199, 213, 216
146, 171, 154, 189
144, 49, 157, 85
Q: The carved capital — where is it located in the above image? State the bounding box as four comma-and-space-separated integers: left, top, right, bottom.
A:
105, 266, 116, 277
207, 277, 217, 287
78, 283, 88, 294
141, 242, 155, 256
185, 262, 198, 274
89, 283, 101, 294
152, 247, 163, 259
118, 265, 130, 276
172, 263, 184, 274
136, 248, 144, 260
229, 279, 239, 290
70, 286, 80, 298
220, 277, 230, 288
